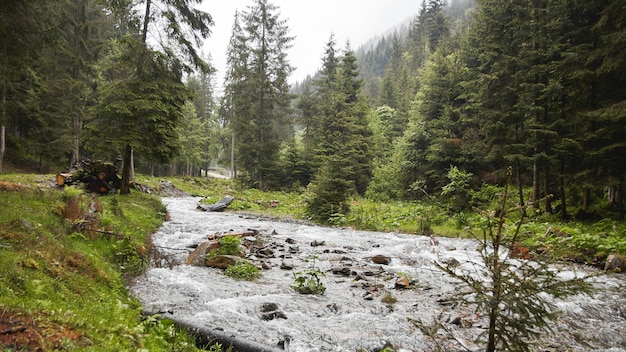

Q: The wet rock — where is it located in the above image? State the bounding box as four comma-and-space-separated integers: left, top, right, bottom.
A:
605, 254, 625, 272
332, 266, 352, 276
205, 255, 239, 269
256, 247, 275, 258
446, 246, 457, 251
261, 262, 272, 270
311, 240, 325, 246
260, 303, 287, 321
444, 257, 460, 268
326, 303, 339, 313
370, 255, 391, 265
324, 248, 348, 254
288, 246, 299, 254
184, 241, 219, 266
437, 297, 455, 306
285, 238, 296, 244
450, 315, 462, 325
280, 260, 294, 270
395, 276, 411, 289
277, 336, 291, 349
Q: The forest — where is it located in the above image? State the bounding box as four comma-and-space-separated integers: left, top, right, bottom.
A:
1, 0, 625, 221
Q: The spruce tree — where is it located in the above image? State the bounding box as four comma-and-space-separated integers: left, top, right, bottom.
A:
224, 0, 294, 189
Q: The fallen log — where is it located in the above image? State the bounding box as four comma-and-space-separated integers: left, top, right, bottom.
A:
142, 311, 284, 352
197, 195, 234, 212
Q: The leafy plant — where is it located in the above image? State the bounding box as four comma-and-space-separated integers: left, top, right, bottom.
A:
224, 261, 261, 281
291, 268, 326, 295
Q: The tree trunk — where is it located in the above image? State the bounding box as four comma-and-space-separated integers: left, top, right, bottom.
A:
582, 187, 590, 210
231, 130, 236, 178
543, 168, 552, 213
559, 164, 567, 220
532, 154, 539, 209
120, 144, 132, 195
0, 125, 4, 174
515, 160, 526, 216
129, 146, 135, 181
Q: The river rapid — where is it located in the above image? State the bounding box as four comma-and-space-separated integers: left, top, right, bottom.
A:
129, 197, 626, 352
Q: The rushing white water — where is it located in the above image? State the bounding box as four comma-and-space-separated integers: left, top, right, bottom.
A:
129, 197, 626, 352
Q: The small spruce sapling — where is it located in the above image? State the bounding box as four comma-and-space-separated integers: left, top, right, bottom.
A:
416, 167, 592, 352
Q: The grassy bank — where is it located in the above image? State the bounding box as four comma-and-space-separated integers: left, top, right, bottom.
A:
0, 174, 202, 351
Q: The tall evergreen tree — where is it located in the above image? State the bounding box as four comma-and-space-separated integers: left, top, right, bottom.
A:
307, 42, 374, 220
225, 0, 294, 189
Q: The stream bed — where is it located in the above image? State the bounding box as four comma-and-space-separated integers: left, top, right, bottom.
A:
129, 197, 626, 352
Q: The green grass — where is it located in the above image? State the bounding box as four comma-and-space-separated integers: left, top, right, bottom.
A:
0, 174, 201, 351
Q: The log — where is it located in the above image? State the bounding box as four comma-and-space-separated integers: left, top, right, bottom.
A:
56, 173, 73, 186
142, 311, 284, 352
197, 195, 235, 212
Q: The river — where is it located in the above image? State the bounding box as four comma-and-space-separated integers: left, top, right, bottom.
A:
129, 196, 626, 351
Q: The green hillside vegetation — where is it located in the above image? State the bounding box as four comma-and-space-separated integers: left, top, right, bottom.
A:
0, 174, 206, 351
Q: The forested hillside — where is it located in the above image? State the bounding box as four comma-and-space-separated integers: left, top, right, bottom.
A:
1, 0, 624, 221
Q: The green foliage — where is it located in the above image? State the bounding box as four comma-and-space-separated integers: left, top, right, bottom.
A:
381, 291, 398, 305
421, 170, 593, 352
291, 268, 326, 295
225, 261, 262, 281
306, 158, 352, 224
0, 175, 204, 350
207, 236, 241, 258
440, 165, 473, 209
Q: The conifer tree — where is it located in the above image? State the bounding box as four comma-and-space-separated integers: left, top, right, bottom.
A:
224, 0, 294, 189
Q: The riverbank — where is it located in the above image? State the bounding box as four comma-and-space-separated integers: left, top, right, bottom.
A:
0, 174, 204, 351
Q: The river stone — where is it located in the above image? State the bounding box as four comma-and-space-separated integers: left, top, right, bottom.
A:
332, 266, 352, 276
205, 255, 240, 269
280, 259, 294, 270
604, 253, 625, 272
184, 241, 219, 266
370, 254, 391, 265
259, 302, 287, 321
395, 276, 411, 289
